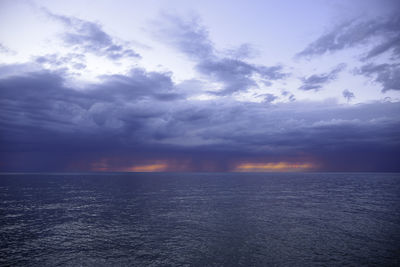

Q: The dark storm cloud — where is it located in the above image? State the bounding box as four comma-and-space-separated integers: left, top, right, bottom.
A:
94, 68, 177, 101
296, 13, 400, 60
342, 89, 355, 102
0, 65, 177, 140
299, 63, 346, 91
357, 63, 400, 91
153, 14, 287, 95
1, 65, 399, 172
46, 10, 140, 60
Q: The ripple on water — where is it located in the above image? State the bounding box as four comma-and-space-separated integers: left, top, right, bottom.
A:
0, 172, 399, 266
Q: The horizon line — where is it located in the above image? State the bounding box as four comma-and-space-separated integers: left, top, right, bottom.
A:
1, 171, 399, 175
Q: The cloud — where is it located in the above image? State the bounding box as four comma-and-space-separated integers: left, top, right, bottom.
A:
197, 59, 286, 95
153, 14, 287, 95
357, 63, 400, 91
35, 53, 86, 70
296, 14, 400, 60
0, 65, 178, 136
45, 10, 141, 60
299, 63, 346, 91
0, 64, 399, 172
153, 13, 214, 60
296, 10, 400, 94
1, 10, 399, 172
0, 43, 16, 55
224, 43, 260, 60
262, 93, 278, 103
342, 89, 355, 102
281, 90, 296, 102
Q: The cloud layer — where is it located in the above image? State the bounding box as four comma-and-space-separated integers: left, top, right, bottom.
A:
1, 63, 399, 171
0, 6, 399, 172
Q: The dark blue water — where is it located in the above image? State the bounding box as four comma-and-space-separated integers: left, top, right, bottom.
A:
1, 173, 400, 266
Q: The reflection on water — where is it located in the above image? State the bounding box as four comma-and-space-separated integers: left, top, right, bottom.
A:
1, 172, 400, 266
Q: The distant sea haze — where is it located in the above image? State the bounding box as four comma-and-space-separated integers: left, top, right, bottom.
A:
1, 172, 400, 266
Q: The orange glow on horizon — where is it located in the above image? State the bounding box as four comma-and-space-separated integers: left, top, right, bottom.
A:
90, 159, 169, 172
235, 162, 314, 172
123, 163, 168, 172
88, 158, 315, 172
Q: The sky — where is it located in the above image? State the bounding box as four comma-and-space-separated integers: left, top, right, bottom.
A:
0, 0, 399, 172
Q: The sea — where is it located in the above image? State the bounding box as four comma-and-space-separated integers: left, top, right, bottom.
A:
1, 172, 399, 266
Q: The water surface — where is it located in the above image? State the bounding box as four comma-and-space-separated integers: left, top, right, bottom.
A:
1, 172, 400, 266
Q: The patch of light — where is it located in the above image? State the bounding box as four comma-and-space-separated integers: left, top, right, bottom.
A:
235, 162, 315, 172
123, 163, 168, 172
188, 94, 218, 101
90, 159, 168, 172
78, 54, 135, 81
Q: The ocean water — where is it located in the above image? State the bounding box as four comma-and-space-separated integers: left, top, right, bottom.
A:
0, 172, 399, 266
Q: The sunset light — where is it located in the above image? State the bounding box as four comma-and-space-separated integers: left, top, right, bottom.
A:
91, 159, 168, 172
235, 162, 315, 172
123, 163, 168, 172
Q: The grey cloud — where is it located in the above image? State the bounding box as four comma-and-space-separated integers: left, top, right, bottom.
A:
299, 63, 346, 91
154, 14, 287, 95
282, 90, 296, 102
199, 59, 286, 95
342, 89, 355, 102
0, 67, 183, 173
224, 43, 260, 59
154, 14, 214, 60
104, 45, 140, 60
297, 14, 400, 60
262, 93, 278, 103
0, 66, 177, 135
92, 68, 178, 102
1, 65, 399, 171
357, 63, 400, 91
46, 10, 140, 60
252, 93, 278, 103
281, 90, 290, 96
197, 58, 256, 95
261, 80, 272, 87
365, 35, 400, 60
257, 65, 287, 80
35, 53, 86, 70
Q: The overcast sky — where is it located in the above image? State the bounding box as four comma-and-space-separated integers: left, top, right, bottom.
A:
0, 0, 399, 172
